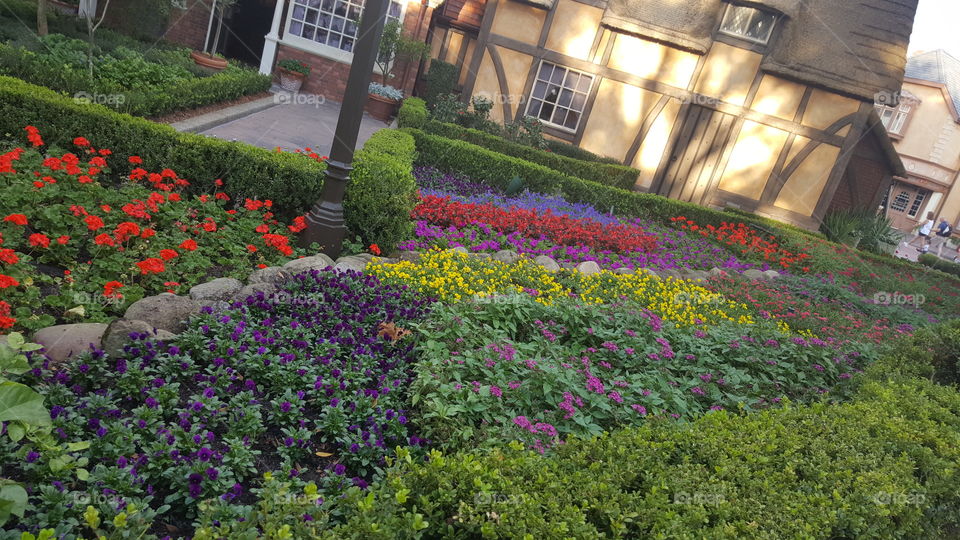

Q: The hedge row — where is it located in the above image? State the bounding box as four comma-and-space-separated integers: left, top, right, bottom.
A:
398, 98, 641, 190
919, 253, 960, 279
344, 129, 419, 253
0, 44, 271, 118
200, 322, 960, 539
0, 76, 322, 217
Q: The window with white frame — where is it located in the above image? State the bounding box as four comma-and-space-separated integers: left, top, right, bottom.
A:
719, 4, 777, 44
875, 102, 913, 136
288, 0, 403, 54
525, 62, 594, 132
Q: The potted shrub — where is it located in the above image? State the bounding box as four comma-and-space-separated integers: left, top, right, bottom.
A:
366, 83, 403, 121
276, 59, 311, 92
191, 0, 234, 71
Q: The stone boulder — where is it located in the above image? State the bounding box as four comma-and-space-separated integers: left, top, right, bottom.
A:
333, 255, 369, 273
743, 269, 766, 281
282, 254, 335, 275
124, 294, 200, 333
614, 267, 635, 275
233, 282, 278, 302
762, 270, 781, 280
534, 255, 560, 272
247, 266, 286, 285
32, 323, 108, 363
398, 251, 421, 263
708, 267, 728, 278
492, 250, 520, 264
102, 319, 176, 358
189, 277, 243, 302
576, 261, 602, 275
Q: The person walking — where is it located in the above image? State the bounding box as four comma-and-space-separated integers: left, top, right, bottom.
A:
914, 212, 935, 253
931, 217, 953, 257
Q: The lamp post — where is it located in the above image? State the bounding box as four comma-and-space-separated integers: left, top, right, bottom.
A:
298, 0, 390, 256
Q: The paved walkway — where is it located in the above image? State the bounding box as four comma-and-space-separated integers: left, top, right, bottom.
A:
195, 91, 391, 155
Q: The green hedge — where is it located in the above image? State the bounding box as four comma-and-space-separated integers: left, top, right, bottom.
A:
423, 60, 458, 109
919, 253, 960, 278
419, 118, 642, 190
344, 129, 418, 253
545, 137, 622, 165
0, 75, 323, 216
396, 97, 428, 130
0, 43, 271, 118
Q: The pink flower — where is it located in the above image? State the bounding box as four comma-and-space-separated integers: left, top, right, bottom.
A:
608, 391, 624, 403
631, 404, 647, 415
490, 385, 503, 398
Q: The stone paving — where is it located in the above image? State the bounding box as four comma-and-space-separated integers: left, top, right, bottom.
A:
195, 91, 391, 155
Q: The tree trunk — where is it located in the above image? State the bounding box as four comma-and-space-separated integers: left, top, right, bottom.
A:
37, 0, 48, 36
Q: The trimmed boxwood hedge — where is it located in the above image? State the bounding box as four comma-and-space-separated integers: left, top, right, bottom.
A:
397, 97, 428, 130
0, 75, 322, 217
919, 253, 960, 278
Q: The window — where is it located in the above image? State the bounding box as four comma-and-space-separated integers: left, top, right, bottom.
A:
907, 189, 929, 217
875, 102, 913, 136
288, 0, 403, 54
526, 62, 594, 132
890, 190, 911, 213
719, 4, 777, 44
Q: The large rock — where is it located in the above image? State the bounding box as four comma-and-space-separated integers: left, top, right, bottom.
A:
614, 267, 635, 275
398, 251, 421, 263
189, 277, 243, 302
124, 294, 200, 333
282, 254, 335, 275
708, 267, 728, 278
762, 270, 781, 280
33, 323, 108, 363
576, 261, 602, 275
534, 255, 560, 272
102, 319, 176, 358
333, 255, 369, 273
492, 250, 520, 264
743, 269, 766, 281
247, 266, 285, 285
233, 282, 278, 302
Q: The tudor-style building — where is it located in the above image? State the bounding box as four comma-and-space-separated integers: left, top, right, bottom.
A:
879, 49, 960, 236
429, 0, 916, 229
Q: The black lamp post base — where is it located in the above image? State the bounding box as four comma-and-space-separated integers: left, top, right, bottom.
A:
298, 159, 352, 256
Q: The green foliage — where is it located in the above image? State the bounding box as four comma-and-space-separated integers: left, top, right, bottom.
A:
429, 92, 467, 123
545, 138, 622, 165
376, 19, 429, 82
422, 120, 641, 190
396, 97, 428, 129
821, 208, 901, 253
919, 253, 960, 278
864, 319, 960, 386
277, 58, 311, 76
344, 129, 418, 254
0, 76, 324, 217
423, 60, 458, 109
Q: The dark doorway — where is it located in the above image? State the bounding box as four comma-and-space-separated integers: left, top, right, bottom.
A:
222, 0, 276, 68
655, 104, 737, 205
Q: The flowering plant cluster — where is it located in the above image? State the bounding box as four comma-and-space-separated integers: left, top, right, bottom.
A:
671, 216, 812, 272
410, 295, 868, 452
0, 127, 310, 330
12, 269, 431, 536
368, 250, 756, 326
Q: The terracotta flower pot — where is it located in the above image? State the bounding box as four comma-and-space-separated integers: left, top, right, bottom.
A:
190, 51, 228, 72
365, 93, 400, 122
277, 68, 307, 93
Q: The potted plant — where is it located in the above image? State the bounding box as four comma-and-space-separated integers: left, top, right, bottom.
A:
276, 59, 311, 93
191, 0, 234, 71
366, 82, 404, 121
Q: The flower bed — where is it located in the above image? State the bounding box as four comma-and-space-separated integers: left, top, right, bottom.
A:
671, 216, 812, 272
0, 130, 309, 331
14, 270, 431, 537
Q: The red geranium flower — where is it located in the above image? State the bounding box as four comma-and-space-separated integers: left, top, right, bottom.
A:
73, 137, 90, 147
85, 215, 105, 231
57, 235, 70, 245
255, 224, 269, 233
179, 239, 198, 251
103, 281, 124, 298
141, 228, 156, 239
159, 249, 178, 260
0, 274, 20, 288
129, 155, 143, 164
114, 222, 141, 242
3, 214, 27, 226
0, 249, 19, 264
24, 126, 43, 147
135, 258, 165, 275
369, 244, 381, 255
246, 244, 257, 253
29, 233, 50, 248
94, 234, 115, 246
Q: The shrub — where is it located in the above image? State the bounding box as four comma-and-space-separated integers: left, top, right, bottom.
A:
863, 319, 960, 386
0, 76, 323, 217
919, 253, 960, 278
213, 374, 960, 539
396, 97, 427, 129
422, 120, 641, 190
545, 137, 622, 164
423, 60, 458, 109
344, 129, 418, 254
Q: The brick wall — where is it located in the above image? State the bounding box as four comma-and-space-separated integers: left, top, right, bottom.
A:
164, 0, 214, 51
274, 4, 433, 103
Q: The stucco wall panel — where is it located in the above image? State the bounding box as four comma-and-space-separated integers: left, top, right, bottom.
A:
490, 1, 547, 44
632, 98, 683, 189
580, 79, 662, 161
718, 121, 790, 200
694, 43, 761, 106
752, 75, 805, 121
801, 89, 861, 130
774, 143, 842, 216
472, 51, 505, 123
607, 34, 699, 89
545, 1, 603, 61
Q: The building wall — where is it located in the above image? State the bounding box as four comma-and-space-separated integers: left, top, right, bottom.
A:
164, 0, 212, 51
454, 0, 878, 228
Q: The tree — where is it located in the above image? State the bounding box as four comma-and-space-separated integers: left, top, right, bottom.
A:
36, 0, 48, 37
374, 19, 429, 88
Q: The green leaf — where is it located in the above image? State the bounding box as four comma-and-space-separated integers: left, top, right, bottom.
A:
75, 468, 89, 481
6, 422, 24, 442
0, 382, 51, 426
0, 484, 27, 526
4, 333, 24, 350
